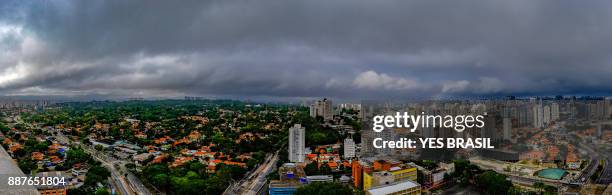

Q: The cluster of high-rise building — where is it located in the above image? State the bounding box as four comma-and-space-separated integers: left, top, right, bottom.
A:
309, 98, 333, 121
504, 98, 610, 128
357, 98, 612, 161
283, 96, 612, 195
0, 99, 53, 109
531, 102, 560, 128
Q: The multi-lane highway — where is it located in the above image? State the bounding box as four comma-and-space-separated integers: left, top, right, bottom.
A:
224, 151, 279, 195
572, 133, 611, 185
597, 157, 611, 184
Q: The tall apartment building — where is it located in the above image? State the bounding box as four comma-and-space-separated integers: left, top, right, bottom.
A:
605, 98, 611, 119
543, 105, 551, 125
481, 114, 497, 141
344, 138, 356, 159
310, 98, 333, 121
503, 117, 512, 141
288, 124, 305, 163
533, 104, 543, 128
597, 101, 606, 120
551, 103, 560, 121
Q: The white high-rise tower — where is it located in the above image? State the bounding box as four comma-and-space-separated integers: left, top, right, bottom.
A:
343, 138, 356, 159
533, 104, 543, 128
288, 124, 305, 163
543, 105, 551, 125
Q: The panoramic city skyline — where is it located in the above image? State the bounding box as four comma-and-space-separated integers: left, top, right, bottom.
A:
2, 1, 612, 195
2, 0, 612, 100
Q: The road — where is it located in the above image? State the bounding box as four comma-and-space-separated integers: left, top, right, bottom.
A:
576, 157, 599, 183
110, 171, 131, 195
55, 132, 152, 195
572, 134, 611, 184
55, 133, 135, 195
18, 116, 156, 195
224, 151, 279, 195
597, 157, 611, 184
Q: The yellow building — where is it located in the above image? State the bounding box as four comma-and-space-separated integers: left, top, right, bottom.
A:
363, 171, 373, 190
364, 165, 418, 190
390, 166, 417, 182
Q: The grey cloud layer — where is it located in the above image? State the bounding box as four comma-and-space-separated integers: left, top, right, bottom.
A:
2, 0, 612, 99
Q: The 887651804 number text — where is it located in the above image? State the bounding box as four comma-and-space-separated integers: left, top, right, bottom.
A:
7, 176, 66, 186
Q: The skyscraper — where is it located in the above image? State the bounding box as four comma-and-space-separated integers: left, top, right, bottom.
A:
533, 104, 543, 128
543, 105, 551, 125
605, 98, 611, 119
482, 114, 498, 142
289, 124, 305, 163
551, 103, 560, 121
503, 118, 511, 141
310, 98, 333, 121
597, 100, 606, 120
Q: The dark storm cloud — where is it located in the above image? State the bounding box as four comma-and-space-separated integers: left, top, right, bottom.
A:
2, 0, 612, 99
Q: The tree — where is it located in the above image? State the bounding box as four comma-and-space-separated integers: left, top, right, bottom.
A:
67, 187, 91, 195
171, 175, 206, 194
0, 122, 9, 134
66, 147, 91, 166
84, 165, 111, 186
319, 163, 332, 175
246, 158, 259, 169
95, 188, 111, 195
543, 185, 557, 195
476, 171, 512, 195
533, 182, 544, 194
216, 163, 247, 180
295, 182, 353, 195
304, 161, 319, 175
34, 142, 50, 152
18, 159, 38, 174
143, 164, 170, 178
151, 173, 170, 189
94, 144, 104, 151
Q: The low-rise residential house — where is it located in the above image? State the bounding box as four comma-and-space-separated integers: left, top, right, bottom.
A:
49, 155, 63, 164
32, 152, 44, 161
170, 157, 193, 167
133, 153, 153, 166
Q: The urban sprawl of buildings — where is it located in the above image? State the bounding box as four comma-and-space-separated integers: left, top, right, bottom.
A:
0, 96, 611, 195
272, 97, 612, 195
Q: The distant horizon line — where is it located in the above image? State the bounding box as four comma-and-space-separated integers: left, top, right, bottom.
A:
1, 94, 611, 105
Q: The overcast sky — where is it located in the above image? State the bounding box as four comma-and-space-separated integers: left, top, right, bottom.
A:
1, 0, 612, 101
